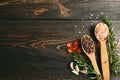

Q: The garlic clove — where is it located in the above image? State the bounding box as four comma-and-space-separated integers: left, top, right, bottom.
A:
75, 65, 80, 72
72, 70, 79, 76
80, 69, 87, 74
70, 62, 74, 70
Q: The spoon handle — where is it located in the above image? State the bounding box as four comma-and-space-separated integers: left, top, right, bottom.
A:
101, 41, 110, 80
89, 54, 100, 75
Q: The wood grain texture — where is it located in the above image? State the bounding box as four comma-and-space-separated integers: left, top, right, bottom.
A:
0, 20, 92, 80
0, 20, 120, 80
0, 0, 120, 80
0, 0, 120, 19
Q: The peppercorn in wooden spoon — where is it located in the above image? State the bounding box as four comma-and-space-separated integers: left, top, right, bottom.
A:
81, 35, 101, 75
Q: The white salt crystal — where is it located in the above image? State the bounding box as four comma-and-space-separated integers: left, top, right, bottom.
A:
101, 12, 104, 15
90, 23, 94, 26
90, 13, 94, 17
82, 25, 85, 28
78, 31, 81, 34
89, 16, 92, 19
75, 25, 77, 28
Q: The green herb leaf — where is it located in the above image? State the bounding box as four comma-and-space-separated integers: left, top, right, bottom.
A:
72, 52, 103, 80
101, 16, 120, 77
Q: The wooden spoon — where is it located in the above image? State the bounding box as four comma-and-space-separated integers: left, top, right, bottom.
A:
95, 23, 110, 80
81, 35, 101, 75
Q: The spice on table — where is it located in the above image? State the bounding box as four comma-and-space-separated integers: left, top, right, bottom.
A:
66, 40, 81, 54
95, 23, 109, 41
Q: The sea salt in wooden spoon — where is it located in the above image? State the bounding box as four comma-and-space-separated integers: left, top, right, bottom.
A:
81, 35, 100, 75
95, 23, 110, 80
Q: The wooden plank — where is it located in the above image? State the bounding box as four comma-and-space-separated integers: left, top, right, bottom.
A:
0, 20, 120, 80
0, 0, 120, 20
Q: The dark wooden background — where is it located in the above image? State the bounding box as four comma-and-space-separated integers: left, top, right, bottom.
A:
0, 0, 120, 80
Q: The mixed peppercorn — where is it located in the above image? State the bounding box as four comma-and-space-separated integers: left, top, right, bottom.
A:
81, 35, 95, 54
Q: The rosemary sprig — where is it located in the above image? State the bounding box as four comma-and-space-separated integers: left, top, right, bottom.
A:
72, 52, 103, 80
101, 16, 120, 76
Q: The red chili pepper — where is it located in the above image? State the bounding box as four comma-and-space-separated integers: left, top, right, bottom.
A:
66, 40, 81, 54
73, 40, 79, 49
66, 42, 73, 48
67, 48, 73, 54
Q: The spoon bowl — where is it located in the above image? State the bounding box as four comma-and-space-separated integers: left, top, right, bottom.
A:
95, 22, 109, 41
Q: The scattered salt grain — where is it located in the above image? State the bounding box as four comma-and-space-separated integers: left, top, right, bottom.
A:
82, 26, 85, 30
82, 25, 85, 28
90, 13, 94, 17
73, 25, 78, 30
89, 16, 92, 19
90, 22, 94, 26
96, 17, 98, 19
78, 31, 81, 34
74, 27, 76, 30
119, 40, 120, 42
100, 12, 104, 15
75, 25, 77, 28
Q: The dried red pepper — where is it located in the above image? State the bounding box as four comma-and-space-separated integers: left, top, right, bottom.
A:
66, 40, 81, 54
